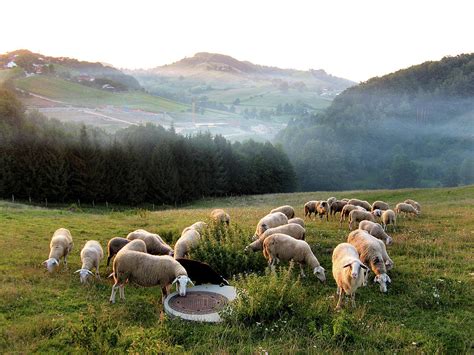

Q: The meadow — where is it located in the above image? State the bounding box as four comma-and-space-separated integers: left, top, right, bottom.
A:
0, 186, 473, 353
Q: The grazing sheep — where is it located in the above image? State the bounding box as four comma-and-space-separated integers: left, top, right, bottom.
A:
347, 199, 372, 211
347, 230, 393, 293
358, 220, 393, 246
288, 217, 305, 228
176, 258, 229, 286
43, 228, 73, 273
348, 209, 381, 230
339, 205, 365, 227
181, 221, 208, 235
75, 240, 103, 283
110, 252, 193, 304
381, 209, 397, 231
127, 229, 173, 256
404, 199, 421, 213
210, 209, 230, 226
372, 201, 390, 211
395, 203, 419, 217
316, 201, 329, 221
262, 233, 326, 281
341, 198, 350, 202
120, 239, 147, 253
270, 205, 295, 219
304, 200, 318, 218
106, 237, 130, 267
174, 229, 201, 259
252, 212, 288, 240
245, 223, 306, 252
327, 197, 337, 206
330, 200, 347, 218
332, 243, 369, 309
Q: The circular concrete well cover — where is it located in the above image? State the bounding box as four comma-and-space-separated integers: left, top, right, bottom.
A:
164, 284, 236, 322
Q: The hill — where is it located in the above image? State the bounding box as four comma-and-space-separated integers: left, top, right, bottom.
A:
277, 54, 474, 190
0, 185, 473, 352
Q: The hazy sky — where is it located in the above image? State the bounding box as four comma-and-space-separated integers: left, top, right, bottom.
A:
1, 0, 473, 82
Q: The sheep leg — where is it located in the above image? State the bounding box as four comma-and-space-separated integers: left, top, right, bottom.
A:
351, 293, 356, 308
161, 287, 168, 305
110, 283, 119, 303
336, 286, 341, 295
336, 289, 345, 310
119, 284, 125, 300
299, 263, 306, 278
63, 256, 68, 269
107, 256, 112, 267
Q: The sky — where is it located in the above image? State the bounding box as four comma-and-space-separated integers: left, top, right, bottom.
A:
1, 0, 473, 82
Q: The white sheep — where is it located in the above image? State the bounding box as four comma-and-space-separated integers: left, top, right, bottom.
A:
288, 217, 305, 228
245, 223, 306, 252
270, 205, 295, 219
339, 204, 365, 227
381, 209, 397, 231
371, 200, 390, 211
43, 228, 73, 273
358, 220, 393, 246
119, 239, 147, 253
127, 229, 173, 256
347, 199, 372, 211
347, 229, 392, 292
181, 221, 208, 235
210, 209, 230, 226
262, 233, 326, 281
395, 203, 419, 217
348, 209, 382, 230
174, 228, 201, 259
252, 212, 288, 240
404, 199, 421, 213
75, 240, 103, 283
332, 243, 369, 309
110, 252, 193, 304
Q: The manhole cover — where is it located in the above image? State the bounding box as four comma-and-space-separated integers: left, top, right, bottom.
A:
168, 291, 228, 315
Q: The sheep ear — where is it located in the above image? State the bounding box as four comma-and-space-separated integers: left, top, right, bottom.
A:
360, 263, 369, 270
386, 275, 392, 283
74, 269, 82, 273
343, 263, 352, 269
187, 278, 194, 287
42, 260, 48, 267
171, 277, 178, 285
87, 270, 94, 275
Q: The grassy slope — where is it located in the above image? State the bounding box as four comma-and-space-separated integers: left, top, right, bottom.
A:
0, 186, 473, 352
0, 68, 23, 84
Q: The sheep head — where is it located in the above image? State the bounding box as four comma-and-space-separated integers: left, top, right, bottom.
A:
43, 258, 59, 273
385, 235, 393, 246
75, 268, 94, 283
343, 261, 368, 280
374, 273, 391, 293
313, 266, 326, 282
172, 275, 194, 296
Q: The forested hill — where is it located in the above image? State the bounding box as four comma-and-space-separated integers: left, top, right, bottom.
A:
277, 54, 474, 191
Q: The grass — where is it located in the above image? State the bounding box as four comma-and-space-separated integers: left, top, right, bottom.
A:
0, 185, 473, 352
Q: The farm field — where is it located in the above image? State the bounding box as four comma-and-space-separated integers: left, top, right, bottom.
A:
0, 186, 473, 353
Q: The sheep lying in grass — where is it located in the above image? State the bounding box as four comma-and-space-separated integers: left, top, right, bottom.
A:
404, 199, 421, 213
245, 223, 306, 252
263, 233, 326, 281
347, 199, 372, 211
304, 200, 318, 218
288, 217, 305, 228
316, 201, 329, 221
43, 228, 73, 273
358, 220, 393, 246
382, 209, 397, 231
106, 237, 130, 267
110, 252, 193, 304
76, 240, 103, 283
395, 203, 419, 217
210, 209, 230, 226
339, 205, 365, 227
176, 258, 229, 286
347, 230, 393, 293
332, 243, 369, 309
252, 212, 288, 240
270, 205, 295, 219
372, 200, 390, 211
330, 200, 347, 219
127, 229, 173, 256
348, 209, 382, 230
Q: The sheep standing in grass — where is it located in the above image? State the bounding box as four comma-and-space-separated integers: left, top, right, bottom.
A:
43, 228, 73, 273
245, 223, 306, 252
327, 197, 337, 217
210, 209, 230, 226
110, 252, 193, 304
127, 229, 173, 256
174, 228, 201, 259
252, 212, 288, 240
332, 243, 369, 309
304, 201, 318, 218
358, 220, 393, 246
404, 199, 421, 213
270, 205, 295, 219
395, 203, 419, 217
372, 201, 390, 211
181, 221, 208, 235
347, 199, 372, 211
288, 217, 305, 228
106, 237, 130, 266
347, 230, 392, 292
76, 240, 103, 283
316, 201, 330, 221
339, 205, 365, 227
330, 200, 347, 219
119, 239, 147, 253
382, 209, 397, 231
348, 209, 382, 230
262, 233, 326, 281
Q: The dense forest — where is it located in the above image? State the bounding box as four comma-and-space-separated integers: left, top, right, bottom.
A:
0, 89, 295, 205
277, 54, 474, 191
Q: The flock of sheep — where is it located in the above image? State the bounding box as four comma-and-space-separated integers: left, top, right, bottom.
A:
42, 200, 421, 311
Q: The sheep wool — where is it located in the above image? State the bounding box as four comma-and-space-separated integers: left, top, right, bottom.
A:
76, 240, 103, 283
270, 205, 295, 219
127, 229, 173, 256
253, 212, 288, 240
348, 210, 377, 230
174, 229, 201, 259
43, 228, 73, 273
106, 237, 130, 266
358, 220, 393, 246
210, 209, 230, 225
395, 203, 419, 217
288, 217, 305, 228
372, 200, 390, 211
347, 199, 372, 211
245, 223, 306, 252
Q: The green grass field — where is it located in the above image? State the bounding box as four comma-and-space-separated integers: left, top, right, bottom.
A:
0, 186, 473, 352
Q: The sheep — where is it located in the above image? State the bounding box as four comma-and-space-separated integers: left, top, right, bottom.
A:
332, 243, 369, 309
339, 205, 365, 227
120, 239, 147, 253
347, 199, 372, 211
270, 205, 295, 219
348, 209, 382, 230
176, 258, 229, 286
288, 217, 305, 228
316, 201, 329, 221
404, 199, 421, 213
174, 228, 201, 259
127, 229, 173, 256
75, 240, 103, 283
43, 228, 73, 273
252, 212, 288, 240
327, 197, 337, 217
395, 203, 419, 217
347, 229, 393, 292
181, 221, 208, 235
110, 252, 193, 304
341, 198, 350, 202
329, 200, 347, 218
358, 220, 393, 246
372, 200, 390, 211
106, 237, 130, 267
245, 223, 306, 252
381, 209, 397, 231
210, 209, 230, 226
304, 200, 318, 218
262, 233, 326, 281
